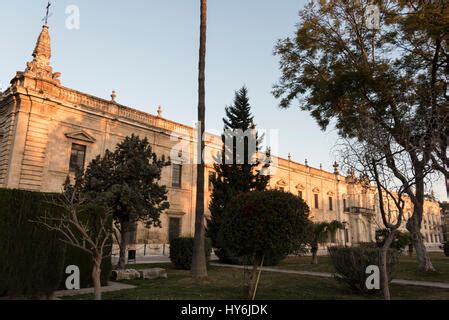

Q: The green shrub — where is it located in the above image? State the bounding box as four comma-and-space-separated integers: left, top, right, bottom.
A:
218, 190, 310, 265
444, 242, 449, 257
357, 242, 377, 249
0, 188, 112, 298
328, 246, 399, 294
214, 248, 286, 266
0, 189, 65, 298
169, 237, 212, 270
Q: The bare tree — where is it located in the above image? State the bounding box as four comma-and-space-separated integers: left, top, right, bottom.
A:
340, 133, 432, 299
36, 176, 112, 300
191, 0, 209, 280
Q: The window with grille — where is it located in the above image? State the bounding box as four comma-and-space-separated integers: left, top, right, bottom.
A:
172, 164, 182, 188
69, 143, 86, 173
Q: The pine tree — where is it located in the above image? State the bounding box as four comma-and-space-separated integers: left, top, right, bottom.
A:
208, 87, 269, 262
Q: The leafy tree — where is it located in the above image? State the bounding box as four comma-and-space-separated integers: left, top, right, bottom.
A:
191, 0, 209, 280
218, 190, 310, 299
274, 0, 448, 272
83, 134, 170, 269
308, 220, 343, 265
208, 87, 270, 262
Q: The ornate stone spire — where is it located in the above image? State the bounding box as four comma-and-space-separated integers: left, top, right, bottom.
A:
24, 25, 60, 84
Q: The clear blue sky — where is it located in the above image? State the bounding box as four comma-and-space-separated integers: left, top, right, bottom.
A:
0, 0, 446, 200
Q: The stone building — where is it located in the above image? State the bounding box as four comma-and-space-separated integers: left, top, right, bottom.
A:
0, 25, 444, 255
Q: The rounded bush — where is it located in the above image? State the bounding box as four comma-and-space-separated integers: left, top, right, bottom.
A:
218, 190, 310, 265
214, 247, 286, 266
169, 237, 212, 270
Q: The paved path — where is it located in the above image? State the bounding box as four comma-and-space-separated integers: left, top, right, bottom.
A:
211, 263, 449, 290
112, 255, 171, 265
112, 254, 219, 265
54, 281, 136, 298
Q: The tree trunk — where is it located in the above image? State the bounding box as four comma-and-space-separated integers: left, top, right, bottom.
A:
191, 0, 208, 280
247, 256, 261, 300
406, 166, 435, 272
406, 200, 435, 271
117, 226, 128, 269
92, 256, 102, 301
380, 230, 395, 300
412, 230, 435, 272
311, 246, 318, 264
251, 256, 264, 300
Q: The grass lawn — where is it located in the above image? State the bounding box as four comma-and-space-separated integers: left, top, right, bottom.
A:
277, 252, 449, 283
64, 263, 449, 300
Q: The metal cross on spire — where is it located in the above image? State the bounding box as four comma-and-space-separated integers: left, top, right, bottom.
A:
43, 1, 52, 25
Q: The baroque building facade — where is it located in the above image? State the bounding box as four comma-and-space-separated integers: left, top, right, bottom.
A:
0, 26, 444, 255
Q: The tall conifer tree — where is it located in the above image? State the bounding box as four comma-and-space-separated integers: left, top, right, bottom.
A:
208, 87, 269, 262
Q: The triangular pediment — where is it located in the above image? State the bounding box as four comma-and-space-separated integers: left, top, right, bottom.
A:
65, 130, 96, 143
276, 179, 288, 187
295, 183, 305, 191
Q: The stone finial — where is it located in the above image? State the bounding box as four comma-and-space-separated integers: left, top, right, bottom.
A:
288, 153, 291, 161
305, 159, 308, 167
333, 161, 340, 175
24, 25, 60, 84
157, 105, 163, 117
320, 163, 323, 170
111, 90, 117, 102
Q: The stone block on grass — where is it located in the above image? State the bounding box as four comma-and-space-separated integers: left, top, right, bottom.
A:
138, 268, 167, 280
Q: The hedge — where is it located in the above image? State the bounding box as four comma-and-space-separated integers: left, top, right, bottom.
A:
169, 237, 212, 270
0, 188, 112, 298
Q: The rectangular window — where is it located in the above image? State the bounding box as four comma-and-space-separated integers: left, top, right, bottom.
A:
172, 164, 182, 188
168, 217, 181, 243
343, 199, 347, 212
298, 191, 303, 199
328, 197, 333, 211
69, 143, 86, 173
314, 194, 319, 209
345, 229, 349, 243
